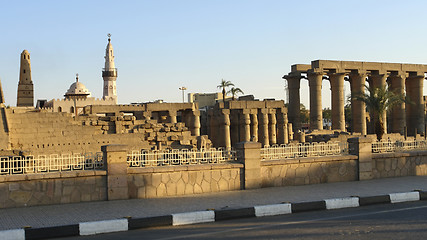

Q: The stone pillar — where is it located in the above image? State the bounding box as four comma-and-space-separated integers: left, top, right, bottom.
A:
236, 141, 262, 189
191, 111, 201, 136
284, 75, 301, 132
370, 74, 388, 134
350, 73, 367, 135
268, 111, 277, 145
348, 137, 373, 181
250, 112, 258, 142
277, 108, 288, 144
169, 110, 177, 124
329, 73, 346, 131
243, 111, 251, 142
102, 144, 129, 200
389, 74, 406, 134
308, 72, 323, 130
260, 109, 269, 146
222, 109, 231, 149
406, 75, 425, 135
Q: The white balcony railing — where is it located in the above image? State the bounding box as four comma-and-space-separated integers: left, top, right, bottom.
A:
372, 139, 427, 153
0, 152, 103, 175
261, 142, 347, 160
127, 148, 238, 167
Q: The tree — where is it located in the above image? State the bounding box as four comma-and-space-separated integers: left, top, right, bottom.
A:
217, 79, 234, 102
351, 84, 405, 141
227, 87, 244, 100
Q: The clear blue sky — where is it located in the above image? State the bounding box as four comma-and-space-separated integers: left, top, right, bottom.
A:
1, 0, 427, 108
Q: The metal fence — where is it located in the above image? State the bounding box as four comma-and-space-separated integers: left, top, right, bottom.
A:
127, 148, 238, 167
0, 152, 104, 175
261, 141, 347, 160
372, 139, 427, 153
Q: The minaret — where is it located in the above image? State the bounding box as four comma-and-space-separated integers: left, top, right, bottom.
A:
17, 50, 34, 107
102, 33, 118, 103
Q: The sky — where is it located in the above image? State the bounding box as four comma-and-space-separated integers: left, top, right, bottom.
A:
1, 0, 427, 108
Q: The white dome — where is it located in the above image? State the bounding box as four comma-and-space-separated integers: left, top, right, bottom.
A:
65, 79, 91, 97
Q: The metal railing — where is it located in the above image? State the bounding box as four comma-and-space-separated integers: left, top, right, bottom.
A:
127, 148, 238, 167
0, 152, 104, 175
261, 141, 347, 160
372, 139, 427, 153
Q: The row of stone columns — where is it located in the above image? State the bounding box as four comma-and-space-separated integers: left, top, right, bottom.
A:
210, 109, 288, 149
285, 72, 425, 136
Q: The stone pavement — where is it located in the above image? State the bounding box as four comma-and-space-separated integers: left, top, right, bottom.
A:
1, 176, 427, 236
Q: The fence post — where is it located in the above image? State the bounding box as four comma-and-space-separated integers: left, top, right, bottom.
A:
348, 137, 373, 181
102, 144, 129, 200
236, 141, 262, 189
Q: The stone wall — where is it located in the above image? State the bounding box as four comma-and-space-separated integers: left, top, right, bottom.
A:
261, 155, 358, 187
127, 164, 243, 198
372, 151, 427, 179
0, 170, 106, 208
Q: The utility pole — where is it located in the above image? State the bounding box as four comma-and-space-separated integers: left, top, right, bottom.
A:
179, 87, 187, 103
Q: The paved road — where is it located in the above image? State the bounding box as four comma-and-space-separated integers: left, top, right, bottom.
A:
53, 201, 427, 240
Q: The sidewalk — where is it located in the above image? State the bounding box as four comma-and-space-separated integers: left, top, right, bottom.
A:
1, 176, 427, 237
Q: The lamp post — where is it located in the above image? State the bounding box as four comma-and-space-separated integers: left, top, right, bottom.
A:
179, 87, 187, 103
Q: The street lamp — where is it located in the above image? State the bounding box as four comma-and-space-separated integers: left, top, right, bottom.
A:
179, 87, 187, 103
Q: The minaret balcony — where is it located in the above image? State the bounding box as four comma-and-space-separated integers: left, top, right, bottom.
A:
102, 68, 118, 77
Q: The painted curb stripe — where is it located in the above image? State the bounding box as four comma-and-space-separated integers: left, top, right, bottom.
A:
389, 192, 420, 203
291, 201, 326, 213
215, 207, 255, 221
172, 211, 215, 226
254, 203, 292, 217
0, 229, 25, 240
325, 197, 359, 210
128, 215, 172, 230
416, 190, 427, 200
25, 225, 79, 240
79, 219, 128, 236
359, 195, 390, 206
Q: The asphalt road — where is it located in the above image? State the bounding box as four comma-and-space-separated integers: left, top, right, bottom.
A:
54, 201, 427, 240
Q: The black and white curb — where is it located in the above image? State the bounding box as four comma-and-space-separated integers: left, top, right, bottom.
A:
2, 190, 426, 240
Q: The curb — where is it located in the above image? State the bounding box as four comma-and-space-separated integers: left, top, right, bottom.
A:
2, 190, 426, 240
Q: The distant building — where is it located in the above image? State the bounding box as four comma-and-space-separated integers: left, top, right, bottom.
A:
44, 35, 117, 114
188, 92, 231, 109
17, 50, 34, 107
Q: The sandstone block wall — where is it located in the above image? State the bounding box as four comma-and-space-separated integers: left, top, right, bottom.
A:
0, 170, 106, 208
372, 151, 427, 178
127, 164, 243, 198
261, 155, 358, 187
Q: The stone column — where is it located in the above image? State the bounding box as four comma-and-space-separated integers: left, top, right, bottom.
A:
389, 74, 406, 134
236, 141, 262, 189
268, 111, 277, 145
370, 74, 388, 134
406, 75, 424, 135
348, 137, 373, 181
243, 110, 251, 142
277, 108, 288, 144
222, 109, 231, 149
284, 75, 301, 132
329, 73, 346, 131
250, 111, 258, 142
307, 72, 323, 130
168, 110, 177, 124
191, 110, 201, 136
350, 72, 367, 135
260, 109, 269, 146
102, 144, 129, 200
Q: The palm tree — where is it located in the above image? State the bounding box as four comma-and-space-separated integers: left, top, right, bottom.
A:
217, 79, 234, 102
351, 84, 405, 141
227, 87, 244, 100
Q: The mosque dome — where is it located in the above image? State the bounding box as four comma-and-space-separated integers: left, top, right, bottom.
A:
64, 74, 91, 97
